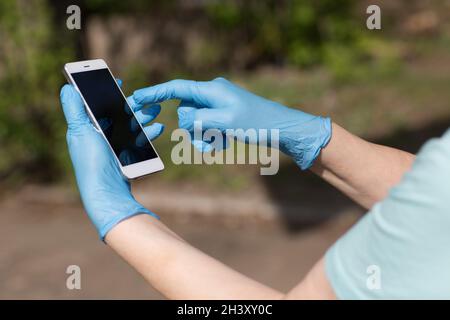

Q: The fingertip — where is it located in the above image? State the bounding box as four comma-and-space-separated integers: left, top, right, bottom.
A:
126, 95, 137, 110
60, 84, 83, 109
139, 122, 165, 144
177, 106, 196, 130
149, 122, 165, 136
59, 84, 89, 127
177, 105, 195, 116
156, 122, 165, 134
213, 76, 227, 83
132, 89, 145, 103
60, 84, 73, 100
192, 140, 212, 153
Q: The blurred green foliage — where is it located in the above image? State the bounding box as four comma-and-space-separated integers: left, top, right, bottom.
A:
0, 0, 411, 186
81, 0, 400, 79
205, 0, 400, 80
0, 0, 74, 183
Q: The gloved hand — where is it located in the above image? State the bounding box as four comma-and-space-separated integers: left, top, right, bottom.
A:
59, 82, 162, 240
132, 77, 331, 170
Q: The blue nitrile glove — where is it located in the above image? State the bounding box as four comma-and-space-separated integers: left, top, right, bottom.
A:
132, 77, 331, 170
59, 82, 163, 240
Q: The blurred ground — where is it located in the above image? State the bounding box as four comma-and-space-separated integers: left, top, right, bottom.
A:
0, 182, 361, 299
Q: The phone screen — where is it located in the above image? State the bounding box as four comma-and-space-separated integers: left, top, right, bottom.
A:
71, 68, 158, 166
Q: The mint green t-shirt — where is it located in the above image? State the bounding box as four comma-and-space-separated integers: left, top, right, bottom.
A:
325, 128, 450, 299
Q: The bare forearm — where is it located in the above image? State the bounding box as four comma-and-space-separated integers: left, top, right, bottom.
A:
106, 214, 283, 299
311, 123, 415, 208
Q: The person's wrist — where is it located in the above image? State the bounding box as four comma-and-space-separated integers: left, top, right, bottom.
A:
93, 200, 160, 241
279, 115, 332, 170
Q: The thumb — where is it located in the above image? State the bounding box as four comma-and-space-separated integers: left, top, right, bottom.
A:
194, 108, 227, 131
178, 106, 229, 153
178, 106, 225, 132
60, 84, 90, 130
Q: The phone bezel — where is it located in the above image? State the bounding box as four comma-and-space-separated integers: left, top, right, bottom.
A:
63, 59, 164, 179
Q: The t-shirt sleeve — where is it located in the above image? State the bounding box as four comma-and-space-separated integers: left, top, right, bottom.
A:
325, 128, 450, 299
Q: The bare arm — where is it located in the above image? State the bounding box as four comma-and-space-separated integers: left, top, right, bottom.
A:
103, 125, 416, 299
311, 123, 415, 209
104, 124, 414, 300
106, 214, 336, 299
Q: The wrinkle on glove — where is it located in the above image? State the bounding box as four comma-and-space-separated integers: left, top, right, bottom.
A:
280, 116, 332, 170
133, 77, 332, 170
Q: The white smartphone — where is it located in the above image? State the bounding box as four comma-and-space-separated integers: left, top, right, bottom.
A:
63, 59, 164, 179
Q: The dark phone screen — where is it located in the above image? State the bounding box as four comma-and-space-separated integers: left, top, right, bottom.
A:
71, 68, 157, 165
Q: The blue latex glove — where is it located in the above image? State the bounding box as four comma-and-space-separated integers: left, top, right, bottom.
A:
59, 82, 162, 240
133, 77, 331, 170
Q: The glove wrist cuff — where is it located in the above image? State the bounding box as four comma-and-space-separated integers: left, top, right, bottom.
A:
99, 206, 160, 241
280, 116, 332, 170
